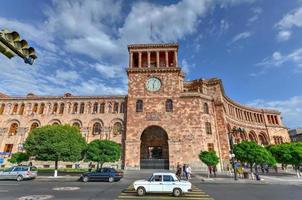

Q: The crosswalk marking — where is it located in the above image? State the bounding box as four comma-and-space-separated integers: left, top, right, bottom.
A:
115, 183, 214, 200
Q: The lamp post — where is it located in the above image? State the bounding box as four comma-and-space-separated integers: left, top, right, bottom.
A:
228, 127, 245, 181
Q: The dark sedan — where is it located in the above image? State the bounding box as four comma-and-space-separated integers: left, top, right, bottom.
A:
80, 167, 123, 182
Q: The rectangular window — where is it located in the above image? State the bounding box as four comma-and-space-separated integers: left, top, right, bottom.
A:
3, 144, 13, 153
163, 175, 174, 182
205, 122, 212, 134
207, 143, 214, 151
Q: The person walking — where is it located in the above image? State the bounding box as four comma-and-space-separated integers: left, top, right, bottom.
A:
88, 162, 93, 172
213, 165, 217, 177
183, 164, 187, 180
187, 164, 192, 179
176, 162, 182, 179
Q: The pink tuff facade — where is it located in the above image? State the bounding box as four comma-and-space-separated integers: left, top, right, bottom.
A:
0, 44, 289, 170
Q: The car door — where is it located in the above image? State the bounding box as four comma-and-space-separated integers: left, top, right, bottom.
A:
0, 167, 13, 180
149, 175, 163, 192
162, 175, 175, 192
99, 168, 110, 181
10, 166, 21, 180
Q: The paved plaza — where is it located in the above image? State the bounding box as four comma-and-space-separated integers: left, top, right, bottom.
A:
1, 170, 302, 200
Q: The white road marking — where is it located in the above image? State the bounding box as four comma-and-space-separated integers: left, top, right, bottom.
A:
0, 190, 9, 192
17, 195, 54, 200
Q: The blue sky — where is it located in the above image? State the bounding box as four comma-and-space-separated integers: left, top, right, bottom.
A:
0, 0, 302, 128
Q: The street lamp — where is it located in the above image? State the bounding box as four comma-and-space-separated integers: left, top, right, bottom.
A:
228, 127, 245, 181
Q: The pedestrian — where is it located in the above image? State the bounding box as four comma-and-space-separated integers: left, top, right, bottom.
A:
185, 165, 189, 180
88, 162, 93, 172
183, 164, 187, 179
213, 165, 217, 177
176, 162, 181, 179
254, 165, 261, 181
187, 164, 192, 179
208, 165, 212, 177
264, 164, 269, 174
28, 161, 33, 166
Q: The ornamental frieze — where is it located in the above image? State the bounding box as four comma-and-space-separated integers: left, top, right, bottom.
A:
146, 112, 160, 121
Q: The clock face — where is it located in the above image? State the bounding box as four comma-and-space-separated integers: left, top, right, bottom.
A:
146, 77, 161, 92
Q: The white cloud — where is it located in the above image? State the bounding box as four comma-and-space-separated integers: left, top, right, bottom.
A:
276, 30, 292, 41
254, 49, 302, 75
93, 63, 124, 78
276, 7, 302, 29
248, 7, 263, 24
181, 59, 190, 75
275, 7, 302, 41
229, 31, 252, 44
248, 96, 302, 128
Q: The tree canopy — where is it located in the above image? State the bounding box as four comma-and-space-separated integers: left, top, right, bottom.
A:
8, 152, 29, 164
86, 140, 121, 169
24, 124, 87, 170
233, 141, 276, 170
199, 151, 219, 167
268, 142, 302, 168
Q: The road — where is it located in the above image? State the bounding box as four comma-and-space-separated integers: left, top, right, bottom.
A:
0, 171, 302, 200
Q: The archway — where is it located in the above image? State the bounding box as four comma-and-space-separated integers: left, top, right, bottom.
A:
140, 126, 169, 169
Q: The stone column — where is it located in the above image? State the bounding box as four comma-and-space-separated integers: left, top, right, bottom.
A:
147, 51, 151, 68
165, 51, 169, 67
138, 52, 142, 68
174, 51, 178, 67
129, 52, 133, 68
156, 51, 159, 68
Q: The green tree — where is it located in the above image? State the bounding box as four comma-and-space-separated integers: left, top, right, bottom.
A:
86, 140, 121, 169
199, 151, 219, 177
24, 124, 87, 177
8, 152, 29, 165
268, 142, 302, 178
233, 141, 276, 172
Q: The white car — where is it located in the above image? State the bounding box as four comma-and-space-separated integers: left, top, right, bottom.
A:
133, 172, 192, 197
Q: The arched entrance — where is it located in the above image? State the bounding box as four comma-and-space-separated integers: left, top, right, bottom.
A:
140, 126, 169, 169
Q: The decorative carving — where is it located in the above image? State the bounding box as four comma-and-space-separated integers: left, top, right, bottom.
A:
146, 112, 160, 121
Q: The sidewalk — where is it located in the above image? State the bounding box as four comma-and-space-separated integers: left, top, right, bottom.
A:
192, 172, 302, 185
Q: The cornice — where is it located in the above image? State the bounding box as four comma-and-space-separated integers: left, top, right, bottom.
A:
127, 67, 182, 74
128, 43, 178, 50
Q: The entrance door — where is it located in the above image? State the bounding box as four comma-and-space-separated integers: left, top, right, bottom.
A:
140, 126, 169, 169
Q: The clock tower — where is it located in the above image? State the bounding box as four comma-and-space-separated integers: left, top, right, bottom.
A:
124, 43, 185, 170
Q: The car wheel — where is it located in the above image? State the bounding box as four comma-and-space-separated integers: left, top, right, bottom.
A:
137, 187, 146, 196
108, 177, 114, 183
16, 175, 23, 182
82, 176, 89, 183
173, 188, 182, 197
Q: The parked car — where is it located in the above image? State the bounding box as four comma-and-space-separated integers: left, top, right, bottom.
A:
0, 165, 38, 181
80, 167, 123, 182
133, 172, 192, 197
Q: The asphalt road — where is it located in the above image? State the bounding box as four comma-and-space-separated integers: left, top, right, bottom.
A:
0, 171, 302, 200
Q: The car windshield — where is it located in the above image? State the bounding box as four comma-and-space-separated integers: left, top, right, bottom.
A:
3, 167, 13, 172
147, 175, 154, 181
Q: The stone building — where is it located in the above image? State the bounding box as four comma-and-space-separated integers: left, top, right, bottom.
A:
0, 43, 289, 170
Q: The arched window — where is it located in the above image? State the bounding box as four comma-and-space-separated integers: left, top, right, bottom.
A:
73, 122, 81, 129
166, 99, 173, 112
114, 102, 119, 113
0, 103, 5, 115
52, 103, 58, 114
12, 104, 18, 114
30, 122, 39, 131
205, 122, 212, 134
59, 103, 64, 114
19, 103, 25, 115
53, 122, 59, 125
9, 123, 18, 136
39, 103, 45, 114
92, 122, 102, 135
120, 102, 125, 113
204, 103, 209, 114
113, 122, 123, 135
259, 133, 268, 145
248, 132, 257, 142
80, 103, 85, 114
108, 103, 112, 113
100, 103, 105, 113
73, 103, 78, 114
136, 100, 143, 112
32, 103, 38, 113
93, 102, 98, 113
